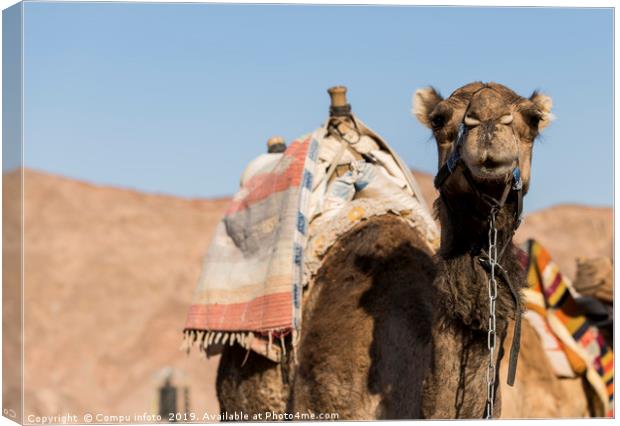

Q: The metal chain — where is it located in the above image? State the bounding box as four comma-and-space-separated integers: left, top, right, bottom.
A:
485, 209, 499, 419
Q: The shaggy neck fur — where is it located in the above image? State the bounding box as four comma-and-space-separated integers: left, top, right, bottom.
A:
434, 190, 525, 332
421, 187, 527, 419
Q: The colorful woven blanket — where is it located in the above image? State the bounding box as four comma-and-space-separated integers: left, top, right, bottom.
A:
519, 240, 614, 417
182, 133, 318, 357
182, 116, 439, 361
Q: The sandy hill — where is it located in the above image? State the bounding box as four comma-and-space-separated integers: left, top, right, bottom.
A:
6, 169, 228, 419
3, 168, 612, 419
515, 204, 612, 279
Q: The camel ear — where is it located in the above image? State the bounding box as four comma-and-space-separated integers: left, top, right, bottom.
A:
413, 87, 443, 128
529, 91, 554, 131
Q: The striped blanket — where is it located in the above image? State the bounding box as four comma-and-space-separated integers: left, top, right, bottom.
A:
182, 117, 439, 362
518, 240, 614, 417
182, 133, 318, 358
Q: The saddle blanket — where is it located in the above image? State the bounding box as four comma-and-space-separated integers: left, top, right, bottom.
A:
518, 240, 614, 417
182, 115, 439, 361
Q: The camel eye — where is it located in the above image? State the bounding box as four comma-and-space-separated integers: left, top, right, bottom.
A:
499, 114, 514, 125
464, 115, 481, 127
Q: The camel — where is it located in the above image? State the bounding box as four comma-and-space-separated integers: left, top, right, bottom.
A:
216, 82, 554, 419
499, 321, 592, 418
499, 254, 613, 418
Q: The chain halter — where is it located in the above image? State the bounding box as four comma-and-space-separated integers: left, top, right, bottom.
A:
485, 209, 499, 419
433, 87, 524, 420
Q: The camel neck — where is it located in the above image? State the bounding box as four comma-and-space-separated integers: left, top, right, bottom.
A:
420, 196, 526, 419
436, 194, 518, 259
433, 196, 523, 332
422, 316, 502, 419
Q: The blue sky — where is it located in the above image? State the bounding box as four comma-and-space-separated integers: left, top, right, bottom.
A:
21, 3, 613, 212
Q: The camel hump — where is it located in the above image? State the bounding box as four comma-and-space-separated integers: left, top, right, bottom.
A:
336, 214, 434, 264
294, 214, 436, 418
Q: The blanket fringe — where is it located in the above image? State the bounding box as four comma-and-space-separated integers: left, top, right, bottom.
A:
280, 335, 286, 358
181, 328, 291, 363
292, 328, 300, 365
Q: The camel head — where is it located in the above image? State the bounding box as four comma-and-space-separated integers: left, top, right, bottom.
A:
414, 82, 553, 198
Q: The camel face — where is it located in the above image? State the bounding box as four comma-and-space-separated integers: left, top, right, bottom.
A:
414, 82, 553, 194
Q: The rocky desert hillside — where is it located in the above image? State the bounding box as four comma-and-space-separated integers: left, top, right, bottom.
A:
515, 204, 613, 280
7, 169, 229, 419
3, 168, 612, 419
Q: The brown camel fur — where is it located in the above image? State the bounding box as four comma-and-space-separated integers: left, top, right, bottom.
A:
499, 320, 591, 418
216, 82, 554, 419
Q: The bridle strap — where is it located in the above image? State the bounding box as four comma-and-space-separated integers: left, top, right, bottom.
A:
433, 123, 465, 189
479, 257, 522, 386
